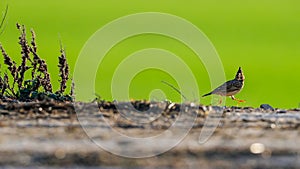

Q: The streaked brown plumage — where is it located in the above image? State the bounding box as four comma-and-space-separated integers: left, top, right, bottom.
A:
202, 67, 245, 102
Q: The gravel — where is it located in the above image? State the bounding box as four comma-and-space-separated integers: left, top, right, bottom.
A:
0, 100, 299, 168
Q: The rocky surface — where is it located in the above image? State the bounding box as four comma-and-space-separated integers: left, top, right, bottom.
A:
0, 100, 300, 168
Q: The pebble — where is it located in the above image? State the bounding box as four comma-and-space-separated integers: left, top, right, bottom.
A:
260, 104, 274, 111
276, 110, 287, 114
250, 143, 265, 154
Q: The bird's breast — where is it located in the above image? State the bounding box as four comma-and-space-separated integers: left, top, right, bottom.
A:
226, 90, 241, 96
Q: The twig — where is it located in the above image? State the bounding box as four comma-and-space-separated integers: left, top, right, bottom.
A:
0, 5, 8, 35
161, 80, 187, 100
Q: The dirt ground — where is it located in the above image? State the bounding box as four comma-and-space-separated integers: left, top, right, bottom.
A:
0, 100, 300, 169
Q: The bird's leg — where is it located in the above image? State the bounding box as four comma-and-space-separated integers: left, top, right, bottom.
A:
230, 96, 245, 103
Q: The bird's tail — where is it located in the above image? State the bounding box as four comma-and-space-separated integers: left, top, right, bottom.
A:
202, 92, 212, 97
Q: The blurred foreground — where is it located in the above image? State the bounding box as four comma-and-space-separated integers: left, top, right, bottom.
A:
0, 101, 300, 168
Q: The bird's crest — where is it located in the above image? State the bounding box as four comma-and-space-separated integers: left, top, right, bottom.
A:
235, 67, 244, 81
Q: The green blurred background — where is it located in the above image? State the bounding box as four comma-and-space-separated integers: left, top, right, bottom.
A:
0, 0, 299, 108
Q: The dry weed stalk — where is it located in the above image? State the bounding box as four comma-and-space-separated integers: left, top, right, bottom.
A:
0, 44, 18, 88
41, 67, 52, 92
0, 75, 4, 96
3, 73, 13, 96
0, 23, 72, 101
27, 26, 52, 92
16, 23, 32, 89
30, 29, 38, 79
70, 78, 75, 99
57, 44, 69, 94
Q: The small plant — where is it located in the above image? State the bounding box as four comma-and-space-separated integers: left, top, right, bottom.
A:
0, 23, 73, 102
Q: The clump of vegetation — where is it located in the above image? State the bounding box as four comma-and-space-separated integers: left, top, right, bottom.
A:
0, 23, 73, 102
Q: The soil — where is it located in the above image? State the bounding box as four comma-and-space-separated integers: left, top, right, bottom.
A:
0, 100, 300, 169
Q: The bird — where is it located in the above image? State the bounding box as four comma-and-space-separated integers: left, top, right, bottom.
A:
202, 67, 245, 104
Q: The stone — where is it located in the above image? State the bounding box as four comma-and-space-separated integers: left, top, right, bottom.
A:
260, 104, 274, 111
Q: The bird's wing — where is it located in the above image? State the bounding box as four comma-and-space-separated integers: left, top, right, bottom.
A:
211, 82, 227, 95
211, 80, 241, 95
226, 80, 243, 93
